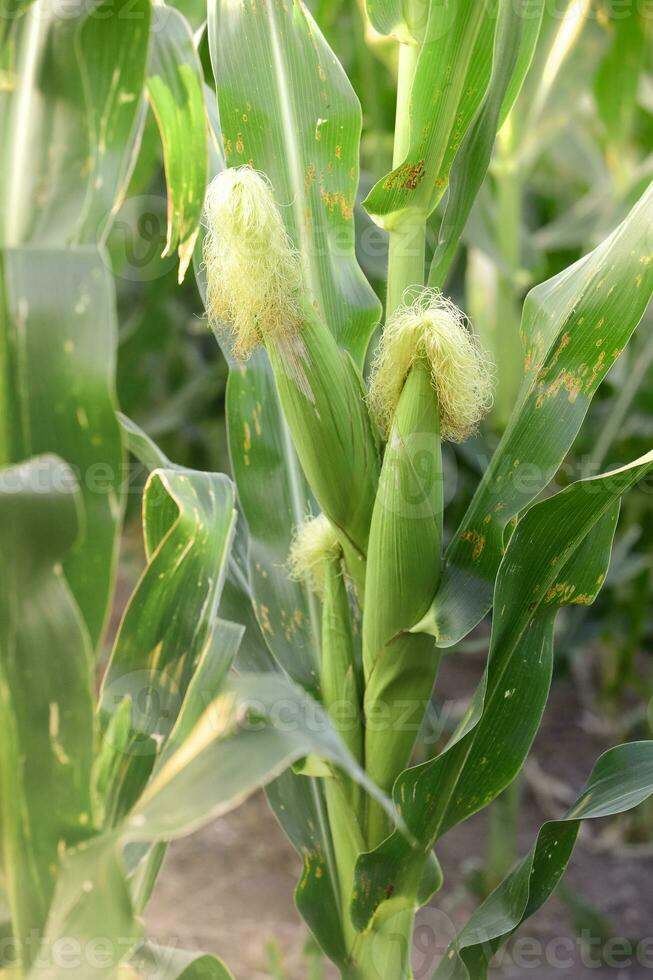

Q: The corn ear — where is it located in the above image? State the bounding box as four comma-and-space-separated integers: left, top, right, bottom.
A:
362, 359, 444, 845
268, 309, 380, 592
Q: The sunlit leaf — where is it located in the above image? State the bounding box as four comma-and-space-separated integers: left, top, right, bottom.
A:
147, 5, 207, 283
0, 246, 123, 648
422, 180, 653, 646
0, 456, 94, 961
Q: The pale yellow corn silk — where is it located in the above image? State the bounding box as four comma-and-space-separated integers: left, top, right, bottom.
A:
369, 288, 494, 442
203, 166, 303, 359
288, 514, 342, 596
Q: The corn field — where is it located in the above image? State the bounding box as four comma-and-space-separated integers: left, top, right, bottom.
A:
1, 0, 653, 977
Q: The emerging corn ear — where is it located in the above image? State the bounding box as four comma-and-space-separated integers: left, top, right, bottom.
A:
289, 514, 362, 765
204, 168, 380, 589
363, 292, 493, 845
368, 288, 493, 442
203, 165, 303, 359
290, 514, 364, 942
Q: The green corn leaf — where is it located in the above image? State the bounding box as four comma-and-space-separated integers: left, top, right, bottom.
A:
32, 835, 139, 980
266, 772, 351, 971
421, 179, 653, 646
36, 838, 234, 979
126, 672, 398, 841
222, 355, 323, 690
194, 93, 322, 691
363, 0, 498, 228
99, 465, 236, 821
129, 942, 235, 979
0, 456, 95, 964
118, 412, 276, 677
147, 5, 208, 284
0, 246, 123, 649
428, 0, 544, 288
437, 741, 653, 979
352, 450, 653, 930
364, 1, 416, 42
0, 0, 150, 247
208, 0, 380, 365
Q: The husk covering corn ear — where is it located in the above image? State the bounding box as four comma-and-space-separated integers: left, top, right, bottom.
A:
362, 360, 444, 845
289, 514, 363, 764
204, 168, 380, 592
289, 514, 365, 943
362, 294, 493, 846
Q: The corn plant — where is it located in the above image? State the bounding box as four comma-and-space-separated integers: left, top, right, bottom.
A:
194, 1, 653, 977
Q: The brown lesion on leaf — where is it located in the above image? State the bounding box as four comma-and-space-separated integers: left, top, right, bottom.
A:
236, 132, 244, 154
544, 581, 576, 605
256, 602, 273, 636
584, 350, 606, 393
536, 333, 571, 384
320, 188, 353, 220
535, 368, 584, 408
383, 159, 426, 191
252, 402, 262, 436
281, 607, 304, 642
305, 163, 316, 190
462, 530, 485, 561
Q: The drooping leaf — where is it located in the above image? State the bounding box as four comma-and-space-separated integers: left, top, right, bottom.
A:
363, 0, 498, 227
99, 465, 236, 820
0, 246, 124, 648
422, 180, 653, 646
0, 456, 95, 962
130, 942, 235, 980
266, 772, 350, 970
147, 5, 208, 283
126, 672, 398, 842
117, 411, 276, 676
352, 450, 653, 930
437, 741, 653, 979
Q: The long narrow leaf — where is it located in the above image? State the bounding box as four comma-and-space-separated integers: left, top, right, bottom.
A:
421, 180, 653, 646
352, 450, 653, 929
